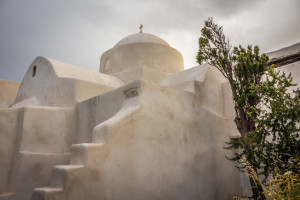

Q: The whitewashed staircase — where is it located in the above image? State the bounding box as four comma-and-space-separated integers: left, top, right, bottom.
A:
32, 143, 104, 200
32, 82, 142, 200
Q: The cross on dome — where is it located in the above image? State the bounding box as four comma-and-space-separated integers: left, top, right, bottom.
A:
139, 24, 143, 33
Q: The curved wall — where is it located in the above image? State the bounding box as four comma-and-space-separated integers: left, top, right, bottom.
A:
12, 57, 124, 108
11, 57, 76, 107
100, 43, 184, 75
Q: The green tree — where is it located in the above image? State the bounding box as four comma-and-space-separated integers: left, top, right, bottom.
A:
247, 68, 300, 177
196, 17, 300, 199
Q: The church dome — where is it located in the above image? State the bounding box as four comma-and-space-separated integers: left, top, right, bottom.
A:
114, 33, 170, 47
100, 31, 183, 76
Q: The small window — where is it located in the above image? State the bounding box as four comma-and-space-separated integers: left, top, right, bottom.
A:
32, 66, 36, 77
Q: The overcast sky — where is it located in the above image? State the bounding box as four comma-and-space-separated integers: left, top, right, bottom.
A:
0, 0, 299, 82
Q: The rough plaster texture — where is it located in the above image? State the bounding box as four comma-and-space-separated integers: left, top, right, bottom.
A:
0, 106, 74, 200
32, 80, 240, 200
92, 80, 239, 200
76, 83, 128, 143
14, 153, 69, 200
0, 32, 299, 200
0, 108, 19, 194
20, 106, 76, 154
0, 79, 20, 108
160, 64, 235, 125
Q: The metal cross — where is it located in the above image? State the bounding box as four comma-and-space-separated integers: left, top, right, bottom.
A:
139, 24, 143, 33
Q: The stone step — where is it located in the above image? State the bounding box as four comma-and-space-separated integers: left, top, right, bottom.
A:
32, 142, 105, 200
70, 143, 105, 165
32, 187, 63, 200
0, 192, 15, 200
32, 165, 82, 200
49, 165, 83, 188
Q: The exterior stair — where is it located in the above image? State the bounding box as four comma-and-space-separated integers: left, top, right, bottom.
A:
0, 192, 16, 200
32, 143, 104, 200
32, 188, 63, 200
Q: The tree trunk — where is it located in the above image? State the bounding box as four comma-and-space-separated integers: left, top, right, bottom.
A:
247, 163, 266, 200
235, 117, 266, 199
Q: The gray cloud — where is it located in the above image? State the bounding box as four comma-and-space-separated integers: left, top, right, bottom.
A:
0, 0, 299, 82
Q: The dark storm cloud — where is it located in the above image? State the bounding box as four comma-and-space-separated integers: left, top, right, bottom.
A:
0, 0, 299, 82
202, 0, 263, 17
219, 0, 300, 52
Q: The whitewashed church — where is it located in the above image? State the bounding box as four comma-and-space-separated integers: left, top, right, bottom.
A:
0, 27, 299, 200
